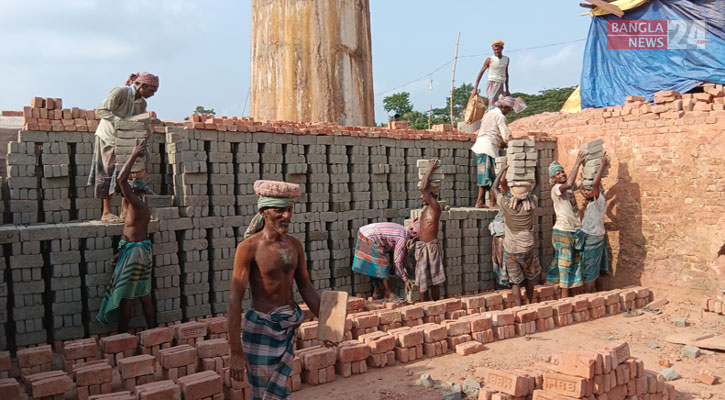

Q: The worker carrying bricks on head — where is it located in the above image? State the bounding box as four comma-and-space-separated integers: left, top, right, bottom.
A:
415, 159, 446, 301
546, 154, 585, 297
577, 153, 610, 293
352, 222, 418, 303
96, 138, 157, 333
471, 40, 510, 109
229, 180, 326, 399
88, 72, 159, 223
491, 162, 540, 306
471, 96, 515, 208
489, 176, 509, 290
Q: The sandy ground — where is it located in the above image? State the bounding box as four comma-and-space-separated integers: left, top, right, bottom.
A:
295, 299, 725, 400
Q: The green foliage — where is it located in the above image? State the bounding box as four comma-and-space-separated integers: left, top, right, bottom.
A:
382, 92, 413, 115
184, 105, 216, 121
505, 87, 576, 123
379, 85, 576, 129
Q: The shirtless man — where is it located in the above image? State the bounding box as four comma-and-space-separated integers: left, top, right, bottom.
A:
228, 181, 321, 399
96, 139, 156, 333
415, 159, 446, 301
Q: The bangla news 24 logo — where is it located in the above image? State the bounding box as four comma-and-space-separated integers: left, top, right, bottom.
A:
607, 20, 707, 49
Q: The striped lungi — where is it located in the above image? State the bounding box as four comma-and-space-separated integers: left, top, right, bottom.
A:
546, 229, 582, 289
351, 232, 392, 280
486, 81, 505, 109
96, 239, 153, 324
243, 305, 303, 400
492, 235, 509, 287
414, 239, 446, 292
579, 232, 608, 284
476, 153, 496, 187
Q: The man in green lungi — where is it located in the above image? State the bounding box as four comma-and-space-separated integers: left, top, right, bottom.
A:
578, 154, 610, 293
96, 139, 156, 333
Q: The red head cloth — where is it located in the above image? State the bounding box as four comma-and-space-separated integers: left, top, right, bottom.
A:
125, 72, 159, 88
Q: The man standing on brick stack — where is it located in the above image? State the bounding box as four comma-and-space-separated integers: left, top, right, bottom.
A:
352, 222, 417, 302
491, 164, 540, 306
96, 139, 156, 333
471, 40, 510, 109
546, 153, 585, 297
88, 72, 159, 223
415, 159, 446, 301
471, 96, 515, 208
229, 180, 322, 399
578, 154, 610, 293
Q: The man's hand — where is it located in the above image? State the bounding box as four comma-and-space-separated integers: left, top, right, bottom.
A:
132, 138, 147, 158
576, 150, 586, 164
470, 89, 478, 96
504, 90, 511, 96
230, 351, 251, 382
428, 159, 440, 170
601, 152, 610, 168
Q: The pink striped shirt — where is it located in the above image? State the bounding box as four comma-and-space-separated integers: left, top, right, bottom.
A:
359, 222, 410, 280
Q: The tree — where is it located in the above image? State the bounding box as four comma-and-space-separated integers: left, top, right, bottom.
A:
382, 92, 413, 116
505, 87, 576, 123
445, 82, 474, 123
184, 106, 216, 120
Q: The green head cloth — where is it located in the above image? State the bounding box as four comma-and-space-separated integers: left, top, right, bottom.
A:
243, 196, 296, 240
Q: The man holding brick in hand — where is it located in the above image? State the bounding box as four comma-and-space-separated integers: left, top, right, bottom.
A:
96, 138, 156, 333
578, 153, 610, 293
491, 163, 540, 306
229, 180, 322, 399
546, 153, 585, 297
415, 159, 446, 301
88, 72, 159, 223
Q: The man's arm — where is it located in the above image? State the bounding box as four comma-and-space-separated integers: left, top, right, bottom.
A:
293, 238, 321, 318
472, 58, 491, 95
491, 163, 508, 199
591, 153, 609, 199
497, 113, 513, 144
96, 87, 127, 124
559, 151, 585, 194
504, 62, 510, 95
117, 139, 146, 210
420, 159, 441, 214
228, 241, 253, 381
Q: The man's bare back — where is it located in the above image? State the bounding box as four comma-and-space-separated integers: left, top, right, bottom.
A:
419, 159, 442, 243
118, 139, 149, 242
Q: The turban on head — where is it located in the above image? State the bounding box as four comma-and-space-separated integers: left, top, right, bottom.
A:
495, 95, 515, 109
549, 161, 564, 178
126, 72, 159, 88
243, 180, 301, 240
491, 40, 504, 47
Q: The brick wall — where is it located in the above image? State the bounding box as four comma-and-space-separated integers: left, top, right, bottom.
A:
510, 89, 725, 297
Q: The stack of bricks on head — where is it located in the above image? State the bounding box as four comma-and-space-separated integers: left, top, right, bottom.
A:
483, 341, 676, 400
417, 159, 444, 193
0, 285, 655, 398
500, 139, 536, 185
580, 139, 609, 187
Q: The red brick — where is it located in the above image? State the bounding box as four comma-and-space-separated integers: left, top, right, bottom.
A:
196, 339, 229, 359
420, 302, 446, 316
26, 371, 72, 398
441, 298, 462, 312
357, 332, 395, 354
552, 302, 572, 315
64, 338, 97, 360
531, 389, 578, 400
136, 380, 181, 400
551, 350, 595, 379
297, 321, 318, 340
420, 324, 447, 342
76, 364, 113, 386
100, 333, 137, 354
461, 295, 485, 310
488, 311, 514, 326
202, 316, 228, 334
138, 327, 174, 347
351, 312, 379, 329
45, 98, 56, 109
398, 305, 424, 320
178, 371, 223, 399
117, 355, 156, 378
485, 369, 529, 396
483, 294, 503, 307
394, 329, 424, 348
607, 342, 630, 364
302, 348, 335, 371
175, 321, 207, 340
571, 299, 589, 312
30, 97, 45, 108
444, 320, 471, 336
53, 98, 62, 109
542, 372, 586, 398
17, 345, 53, 367
455, 341, 484, 356
337, 342, 370, 363
0, 352, 10, 371
514, 309, 537, 323
159, 345, 197, 368
375, 310, 401, 325
0, 378, 19, 398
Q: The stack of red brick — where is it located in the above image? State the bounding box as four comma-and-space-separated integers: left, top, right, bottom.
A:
602, 84, 724, 122
185, 113, 476, 142
701, 296, 723, 315
481, 342, 676, 400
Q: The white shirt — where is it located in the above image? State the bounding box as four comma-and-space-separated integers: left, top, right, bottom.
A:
581, 192, 606, 236
552, 182, 582, 232
470, 107, 511, 158
488, 55, 509, 84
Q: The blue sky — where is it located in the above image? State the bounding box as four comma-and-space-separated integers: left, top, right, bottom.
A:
0, 1, 592, 124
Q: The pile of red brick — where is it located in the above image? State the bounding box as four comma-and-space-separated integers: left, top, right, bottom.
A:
0, 286, 653, 398
481, 342, 675, 400
701, 296, 723, 315
185, 113, 475, 142
21, 97, 99, 132
603, 84, 724, 122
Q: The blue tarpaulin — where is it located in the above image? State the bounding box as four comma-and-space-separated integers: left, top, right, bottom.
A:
580, 0, 725, 109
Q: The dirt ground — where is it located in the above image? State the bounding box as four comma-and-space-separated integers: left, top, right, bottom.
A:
295, 299, 725, 400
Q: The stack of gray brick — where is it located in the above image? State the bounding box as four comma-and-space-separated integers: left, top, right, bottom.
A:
40, 142, 71, 223
73, 140, 99, 221
234, 141, 261, 220
152, 206, 185, 324
0, 241, 8, 350
49, 237, 84, 340
167, 130, 209, 219
82, 226, 116, 335
580, 139, 609, 187
7, 141, 39, 224
416, 159, 444, 194
11, 229, 46, 346
505, 139, 537, 185
535, 140, 557, 268
207, 140, 235, 217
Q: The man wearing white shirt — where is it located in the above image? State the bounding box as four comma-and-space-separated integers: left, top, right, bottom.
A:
578, 154, 610, 293
471, 96, 514, 208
